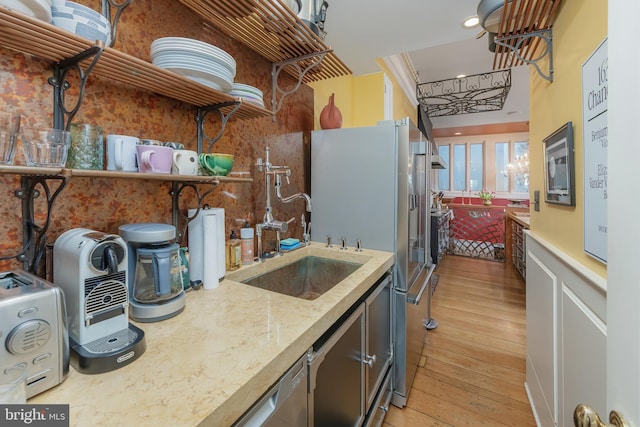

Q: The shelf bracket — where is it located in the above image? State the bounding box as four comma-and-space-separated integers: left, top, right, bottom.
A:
271, 50, 330, 119
14, 175, 68, 274
170, 181, 219, 245
101, 0, 132, 48
49, 45, 105, 131
196, 101, 242, 153
494, 28, 553, 82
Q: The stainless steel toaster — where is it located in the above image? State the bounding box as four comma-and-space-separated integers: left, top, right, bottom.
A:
0, 270, 69, 399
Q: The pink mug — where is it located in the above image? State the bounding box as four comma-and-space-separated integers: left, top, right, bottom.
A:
136, 144, 173, 174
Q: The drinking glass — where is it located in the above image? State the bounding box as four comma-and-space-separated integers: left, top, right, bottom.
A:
68, 123, 104, 169
0, 111, 21, 165
21, 128, 72, 167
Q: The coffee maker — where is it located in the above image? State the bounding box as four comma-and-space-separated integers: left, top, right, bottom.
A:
53, 229, 146, 374
118, 223, 186, 322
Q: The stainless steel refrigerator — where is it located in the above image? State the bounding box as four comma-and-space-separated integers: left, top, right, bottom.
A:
310, 118, 435, 408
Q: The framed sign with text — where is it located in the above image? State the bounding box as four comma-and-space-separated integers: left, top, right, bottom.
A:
582, 38, 608, 263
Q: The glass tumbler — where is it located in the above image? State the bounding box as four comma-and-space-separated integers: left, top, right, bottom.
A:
0, 111, 21, 165
68, 123, 104, 170
21, 128, 72, 167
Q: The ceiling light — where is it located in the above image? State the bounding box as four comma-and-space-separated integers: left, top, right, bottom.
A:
454, 132, 462, 136
456, 74, 466, 79
463, 15, 480, 28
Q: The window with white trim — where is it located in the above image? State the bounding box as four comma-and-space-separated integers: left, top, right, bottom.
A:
435, 133, 529, 198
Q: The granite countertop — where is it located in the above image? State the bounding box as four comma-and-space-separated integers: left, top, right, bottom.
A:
30, 243, 394, 427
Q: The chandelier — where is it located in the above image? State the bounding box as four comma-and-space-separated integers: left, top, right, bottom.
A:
417, 69, 511, 117
505, 153, 529, 187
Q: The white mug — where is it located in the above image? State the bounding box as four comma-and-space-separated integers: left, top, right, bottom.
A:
172, 149, 199, 175
106, 134, 139, 171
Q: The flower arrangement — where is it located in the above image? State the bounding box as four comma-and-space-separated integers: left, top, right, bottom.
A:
477, 188, 496, 204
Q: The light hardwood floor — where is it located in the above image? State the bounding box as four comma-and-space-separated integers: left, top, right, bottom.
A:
384, 255, 535, 427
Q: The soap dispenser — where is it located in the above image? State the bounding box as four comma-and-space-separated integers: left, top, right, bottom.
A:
226, 229, 242, 271
240, 221, 254, 265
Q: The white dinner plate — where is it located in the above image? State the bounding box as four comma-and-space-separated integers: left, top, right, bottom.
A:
153, 60, 234, 88
156, 63, 233, 92
152, 48, 236, 77
0, 0, 52, 22
153, 56, 235, 82
231, 83, 263, 98
151, 37, 236, 71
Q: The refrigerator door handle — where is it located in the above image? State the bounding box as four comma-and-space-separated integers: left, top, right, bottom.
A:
409, 194, 417, 210
407, 264, 435, 305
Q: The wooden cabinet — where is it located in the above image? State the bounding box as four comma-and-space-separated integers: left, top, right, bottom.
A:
506, 210, 529, 278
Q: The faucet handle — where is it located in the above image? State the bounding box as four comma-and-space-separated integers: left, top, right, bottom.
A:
356, 239, 363, 252
340, 237, 347, 251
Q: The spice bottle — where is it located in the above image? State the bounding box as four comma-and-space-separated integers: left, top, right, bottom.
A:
240, 221, 254, 265
225, 229, 242, 271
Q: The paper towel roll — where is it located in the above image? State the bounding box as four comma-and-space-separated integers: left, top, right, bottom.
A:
188, 209, 204, 283
187, 207, 226, 285
202, 213, 219, 289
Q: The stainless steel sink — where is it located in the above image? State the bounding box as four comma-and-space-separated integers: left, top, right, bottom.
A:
240, 256, 363, 300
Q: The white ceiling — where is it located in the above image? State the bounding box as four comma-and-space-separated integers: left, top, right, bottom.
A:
321, 0, 530, 129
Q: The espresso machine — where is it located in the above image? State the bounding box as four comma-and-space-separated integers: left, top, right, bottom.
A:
118, 223, 186, 322
53, 229, 146, 374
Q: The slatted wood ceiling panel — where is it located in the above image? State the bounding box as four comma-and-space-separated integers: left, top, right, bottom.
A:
493, 0, 561, 70
178, 0, 351, 82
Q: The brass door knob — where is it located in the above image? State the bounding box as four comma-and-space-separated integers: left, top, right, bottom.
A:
574, 404, 629, 427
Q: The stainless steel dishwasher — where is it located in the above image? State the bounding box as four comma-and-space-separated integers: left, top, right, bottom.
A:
233, 353, 308, 427
308, 303, 366, 427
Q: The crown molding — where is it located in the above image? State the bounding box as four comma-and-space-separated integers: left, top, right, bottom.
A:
382, 53, 418, 106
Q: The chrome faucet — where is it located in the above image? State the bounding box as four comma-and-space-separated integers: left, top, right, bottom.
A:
274, 173, 312, 212
255, 147, 312, 261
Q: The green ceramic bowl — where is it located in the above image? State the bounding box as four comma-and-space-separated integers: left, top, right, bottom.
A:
199, 153, 234, 176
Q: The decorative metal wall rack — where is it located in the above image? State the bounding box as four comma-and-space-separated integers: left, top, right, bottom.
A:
417, 69, 512, 117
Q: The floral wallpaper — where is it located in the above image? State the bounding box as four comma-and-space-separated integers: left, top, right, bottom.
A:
0, 0, 313, 273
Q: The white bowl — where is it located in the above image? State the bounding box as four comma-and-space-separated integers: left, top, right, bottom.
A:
51, 1, 111, 45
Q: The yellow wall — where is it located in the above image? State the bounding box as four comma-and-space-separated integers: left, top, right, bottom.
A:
529, 0, 607, 277
376, 59, 418, 124
309, 64, 417, 129
352, 73, 385, 127
310, 75, 354, 129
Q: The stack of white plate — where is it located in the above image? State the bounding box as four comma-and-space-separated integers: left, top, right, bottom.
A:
229, 83, 264, 108
0, 0, 53, 23
151, 37, 236, 92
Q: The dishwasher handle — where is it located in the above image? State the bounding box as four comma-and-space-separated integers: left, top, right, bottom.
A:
235, 354, 307, 427
407, 264, 435, 305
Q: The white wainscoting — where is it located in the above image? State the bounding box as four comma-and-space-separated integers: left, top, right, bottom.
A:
524, 232, 607, 427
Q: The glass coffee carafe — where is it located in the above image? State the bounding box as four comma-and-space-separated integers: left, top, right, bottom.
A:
133, 243, 182, 304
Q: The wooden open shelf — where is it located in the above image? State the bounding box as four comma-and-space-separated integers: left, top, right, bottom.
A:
493, 0, 561, 71
0, 165, 253, 183
178, 0, 351, 83
0, 6, 270, 120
